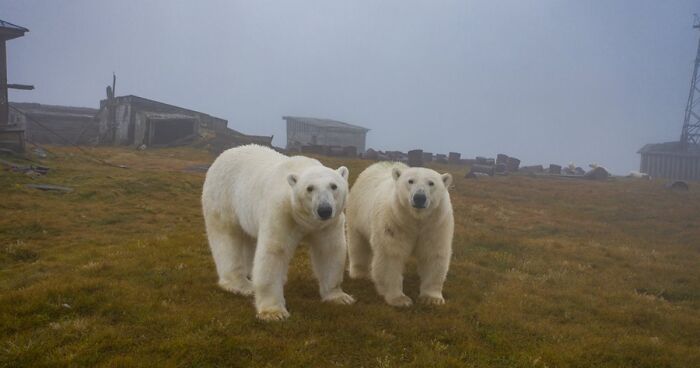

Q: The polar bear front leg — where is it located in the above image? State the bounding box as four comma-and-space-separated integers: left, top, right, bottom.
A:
370, 233, 412, 307
252, 233, 298, 321
308, 218, 355, 305
416, 231, 452, 306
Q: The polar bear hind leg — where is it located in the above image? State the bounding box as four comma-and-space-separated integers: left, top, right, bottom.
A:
206, 215, 255, 296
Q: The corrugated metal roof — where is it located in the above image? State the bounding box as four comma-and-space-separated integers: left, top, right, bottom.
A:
283, 116, 369, 132
638, 141, 700, 155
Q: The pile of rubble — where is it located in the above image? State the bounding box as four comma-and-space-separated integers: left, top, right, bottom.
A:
466, 156, 612, 181
363, 148, 468, 166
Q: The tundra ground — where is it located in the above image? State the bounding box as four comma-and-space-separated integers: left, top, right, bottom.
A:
1, 146, 699, 367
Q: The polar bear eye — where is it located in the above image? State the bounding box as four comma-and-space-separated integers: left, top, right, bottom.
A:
307, 185, 314, 192
408, 179, 414, 185
428, 181, 435, 187
330, 183, 338, 190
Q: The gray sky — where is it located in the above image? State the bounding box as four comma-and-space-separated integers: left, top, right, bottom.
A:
5, 0, 700, 173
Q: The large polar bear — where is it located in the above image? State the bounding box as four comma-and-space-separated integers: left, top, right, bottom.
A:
347, 162, 454, 307
202, 145, 355, 321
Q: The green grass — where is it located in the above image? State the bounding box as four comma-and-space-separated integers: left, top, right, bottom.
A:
1, 146, 699, 367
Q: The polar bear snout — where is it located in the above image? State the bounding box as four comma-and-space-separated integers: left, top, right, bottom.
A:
317, 203, 334, 220
412, 192, 428, 209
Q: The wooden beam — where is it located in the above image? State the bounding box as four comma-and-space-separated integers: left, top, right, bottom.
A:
6, 84, 34, 90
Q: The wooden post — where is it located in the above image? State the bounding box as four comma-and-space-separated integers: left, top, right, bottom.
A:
0, 40, 7, 126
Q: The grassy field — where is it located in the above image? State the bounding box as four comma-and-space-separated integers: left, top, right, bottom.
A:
1, 146, 699, 367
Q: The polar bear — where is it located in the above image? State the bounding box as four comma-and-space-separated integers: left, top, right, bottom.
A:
347, 162, 454, 307
202, 145, 355, 321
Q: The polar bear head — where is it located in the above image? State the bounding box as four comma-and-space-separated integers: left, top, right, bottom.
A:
287, 165, 349, 224
392, 166, 452, 217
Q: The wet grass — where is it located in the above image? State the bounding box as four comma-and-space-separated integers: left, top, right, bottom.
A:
1, 146, 699, 367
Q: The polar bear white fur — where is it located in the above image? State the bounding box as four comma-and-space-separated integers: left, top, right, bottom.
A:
202, 145, 355, 321
347, 162, 454, 307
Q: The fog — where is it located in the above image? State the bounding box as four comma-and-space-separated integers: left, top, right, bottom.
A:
5, 0, 699, 173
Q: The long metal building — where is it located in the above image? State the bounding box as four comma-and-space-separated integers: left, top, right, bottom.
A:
284, 116, 369, 153
638, 142, 700, 180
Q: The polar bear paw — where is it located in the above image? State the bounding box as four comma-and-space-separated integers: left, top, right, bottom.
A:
257, 306, 290, 321
218, 279, 254, 296
386, 294, 413, 307
323, 291, 356, 305
419, 295, 445, 306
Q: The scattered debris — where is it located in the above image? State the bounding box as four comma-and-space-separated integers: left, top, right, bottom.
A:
0, 158, 50, 176
548, 164, 562, 175
476, 156, 495, 166
364, 148, 379, 160
32, 147, 48, 158
408, 149, 423, 167
496, 154, 508, 165
666, 180, 689, 191
628, 171, 650, 179
584, 166, 610, 180
467, 163, 495, 177
465, 171, 490, 179
506, 157, 521, 172
495, 163, 507, 174
300, 144, 357, 157
448, 152, 461, 165
520, 165, 544, 174
25, 184, 73, 193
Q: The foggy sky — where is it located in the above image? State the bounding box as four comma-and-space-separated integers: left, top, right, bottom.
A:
5, 0, 700, 173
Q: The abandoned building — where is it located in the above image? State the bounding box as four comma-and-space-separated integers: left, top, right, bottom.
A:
97, 95, 272, 148
638, 142, 700, 180
9, 103, 99, 145
284, 116, 369, 154
0, 19, 30, 152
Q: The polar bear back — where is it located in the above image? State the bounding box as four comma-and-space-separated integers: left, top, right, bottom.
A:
202, 144, 321, 237
347, 162, 407, 235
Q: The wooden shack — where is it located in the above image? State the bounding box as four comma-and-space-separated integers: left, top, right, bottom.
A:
0, 19, 29, 152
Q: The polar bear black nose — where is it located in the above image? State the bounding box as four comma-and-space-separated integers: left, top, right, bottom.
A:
317, 204, 333, 220
412, 193, 427, 208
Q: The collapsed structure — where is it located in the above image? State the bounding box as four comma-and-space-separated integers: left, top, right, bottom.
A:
8, 94, 272, 151
9, 103, 98, 145
96, 95, 272, 148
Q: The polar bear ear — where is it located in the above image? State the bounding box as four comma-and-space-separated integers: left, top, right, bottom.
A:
392, 167, 402, 181
287, 174, 298, 187
337, 166, 349, 181
441, 173, 453, 188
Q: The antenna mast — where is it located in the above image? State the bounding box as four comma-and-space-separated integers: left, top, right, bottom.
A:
680, 14, 700, 149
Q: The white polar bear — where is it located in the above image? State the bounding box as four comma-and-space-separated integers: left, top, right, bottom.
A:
347, 162, 454, 307
202, 145, 355, 321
